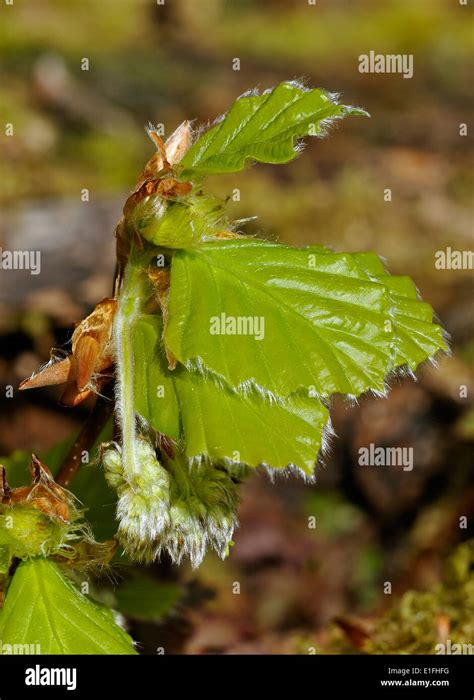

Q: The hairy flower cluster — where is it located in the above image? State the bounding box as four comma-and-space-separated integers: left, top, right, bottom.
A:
102, 437, 239, 568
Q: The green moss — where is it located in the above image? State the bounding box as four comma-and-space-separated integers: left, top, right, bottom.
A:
364, 541, 474, 654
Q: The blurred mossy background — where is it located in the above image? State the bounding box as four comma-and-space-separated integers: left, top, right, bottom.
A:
0, 0, 473, 653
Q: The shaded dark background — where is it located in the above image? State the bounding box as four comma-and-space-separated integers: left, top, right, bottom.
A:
0, 0, 473, 653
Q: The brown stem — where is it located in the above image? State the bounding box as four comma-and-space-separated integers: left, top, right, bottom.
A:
56, 384, 114, 487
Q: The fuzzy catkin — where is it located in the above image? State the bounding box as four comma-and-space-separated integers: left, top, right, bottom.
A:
102, 437, 239, 568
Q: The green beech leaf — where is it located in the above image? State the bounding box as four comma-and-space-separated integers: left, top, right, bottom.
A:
180, 81, 368, 176
132, 315, 329, 474
164, 239, 447, 399
0, 558, 137, 654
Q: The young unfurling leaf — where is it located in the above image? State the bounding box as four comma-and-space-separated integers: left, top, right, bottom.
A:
179, 81, 368, 176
